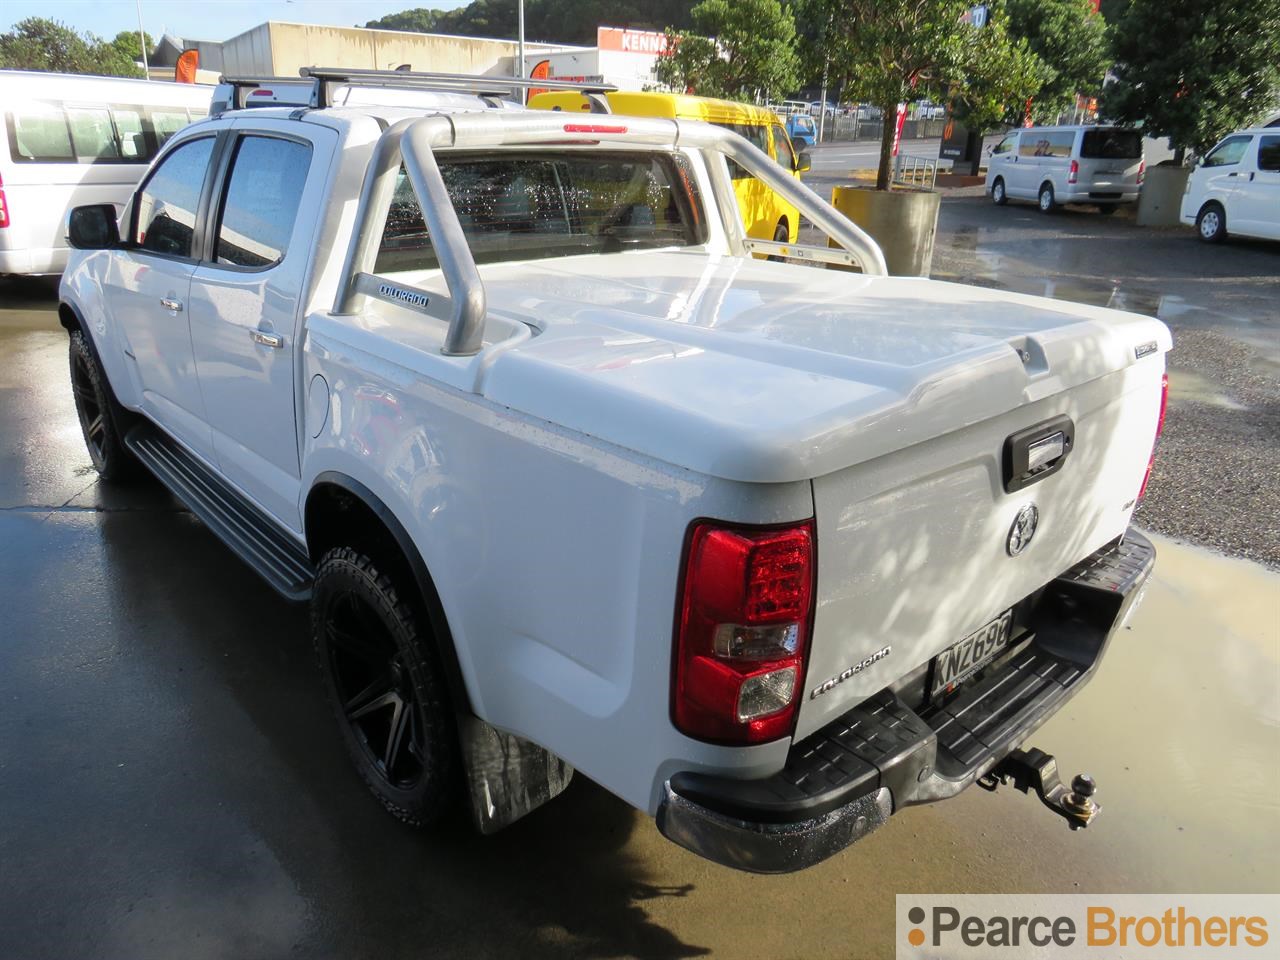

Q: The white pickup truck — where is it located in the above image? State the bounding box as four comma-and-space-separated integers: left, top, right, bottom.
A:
58, 69, 1169, 873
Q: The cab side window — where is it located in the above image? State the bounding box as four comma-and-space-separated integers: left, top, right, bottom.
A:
1257, 136, 1280, 172
1203, 135, 1251, 167
715, 122, 770, 180
772, 126, 797, 170
134, 136, 215, 258
992, 134, 1017, 155
212, 136, 312, 269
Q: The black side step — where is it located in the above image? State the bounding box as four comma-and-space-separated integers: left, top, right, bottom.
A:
125, 423, 315, 601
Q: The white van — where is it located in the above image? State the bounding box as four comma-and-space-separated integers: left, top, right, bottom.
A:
1, 71, 212, 275
1180, 128, 1280, 242
985, 125, 1145, 214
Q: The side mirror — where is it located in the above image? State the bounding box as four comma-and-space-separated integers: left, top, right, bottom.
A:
796, 151, 812, 173
986, 145, 994, 157
67, 204, 120, 250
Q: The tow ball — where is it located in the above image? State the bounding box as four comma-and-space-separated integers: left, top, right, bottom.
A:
977, 747, 1100, 830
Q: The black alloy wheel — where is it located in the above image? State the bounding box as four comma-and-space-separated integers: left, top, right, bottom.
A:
312, 547, 457, 825
69, 329, 136, 480
326, 587, 427, 790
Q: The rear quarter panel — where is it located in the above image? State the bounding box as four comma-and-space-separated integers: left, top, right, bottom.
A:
301, 318, 814, 814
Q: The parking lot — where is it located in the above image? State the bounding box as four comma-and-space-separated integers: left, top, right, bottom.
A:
1, 188, 1277, 959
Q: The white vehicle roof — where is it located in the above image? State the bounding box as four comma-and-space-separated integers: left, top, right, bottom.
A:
0, 69, 213, 106
1015, 124, 1138, 133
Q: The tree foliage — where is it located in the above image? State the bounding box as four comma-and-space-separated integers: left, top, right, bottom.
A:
365, 1, 695, 46
796, 0, 1043, 188
652, 0, 800, 102
0, 18, 146, 78
1005, 0, 1110, 122
1103, 0, 1280, 157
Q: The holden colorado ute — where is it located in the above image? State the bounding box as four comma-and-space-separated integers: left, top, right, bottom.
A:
57, 68, 1169, 873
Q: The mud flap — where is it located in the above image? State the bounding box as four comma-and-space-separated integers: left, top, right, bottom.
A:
458, 716, 574, 834
978, 747, 1100, 830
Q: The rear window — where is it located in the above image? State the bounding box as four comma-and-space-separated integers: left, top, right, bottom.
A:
375, 151, 707, 273
1080, 129, 1142, 159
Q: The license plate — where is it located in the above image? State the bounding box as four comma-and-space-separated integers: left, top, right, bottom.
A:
930, 610, 1014, 697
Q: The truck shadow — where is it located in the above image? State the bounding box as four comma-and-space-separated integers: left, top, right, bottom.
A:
92, 500, 710, 959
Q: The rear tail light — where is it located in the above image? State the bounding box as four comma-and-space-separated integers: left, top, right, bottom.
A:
1137, 372, 1169, 501
1137, 160, 1145, 185
0, 170, 8, 229
673, 519, 815, 744
1068, 159, 1079, 184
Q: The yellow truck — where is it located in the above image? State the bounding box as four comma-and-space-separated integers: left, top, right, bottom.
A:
529, 90, 810, 244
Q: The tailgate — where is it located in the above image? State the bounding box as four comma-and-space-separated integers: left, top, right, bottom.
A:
795, 357, 1166, 741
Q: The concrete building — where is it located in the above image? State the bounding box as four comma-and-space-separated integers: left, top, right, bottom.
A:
523, 27, 669, 91
165, 21, 582, 80
148, 22, 667, 91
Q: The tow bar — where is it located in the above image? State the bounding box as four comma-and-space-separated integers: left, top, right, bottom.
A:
977, 748, 1100, 830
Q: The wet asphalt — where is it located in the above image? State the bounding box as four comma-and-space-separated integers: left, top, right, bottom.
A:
0, 203, 1278, 959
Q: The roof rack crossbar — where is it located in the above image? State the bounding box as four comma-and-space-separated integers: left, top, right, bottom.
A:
212, 69, 617, 116
299, 67, 616, 108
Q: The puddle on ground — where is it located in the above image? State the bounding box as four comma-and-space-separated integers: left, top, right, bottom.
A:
1168, 367, 1250, 410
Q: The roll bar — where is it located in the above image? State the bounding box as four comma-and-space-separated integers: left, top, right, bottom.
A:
333, 112, 888, 357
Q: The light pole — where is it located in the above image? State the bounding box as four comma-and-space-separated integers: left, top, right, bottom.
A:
516, 0, 525, 103
135, 0, 149, 76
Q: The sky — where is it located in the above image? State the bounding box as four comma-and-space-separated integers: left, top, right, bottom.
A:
2, 0, 473, 43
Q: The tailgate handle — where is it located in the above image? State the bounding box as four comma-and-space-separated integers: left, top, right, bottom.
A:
1003, 415, 1074, 493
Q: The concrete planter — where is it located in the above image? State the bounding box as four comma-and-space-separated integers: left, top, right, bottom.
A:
830, 185, 941, 276
1136, 165, 1191, 227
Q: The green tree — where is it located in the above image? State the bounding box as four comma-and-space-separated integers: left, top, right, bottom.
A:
1103, 0, 1280, 160
0, 18, 145, 77
1006, 0, 1110, 122
798, 0, 1043, 189
101, 29, 153, 76
652, 0, 800, 102
365, 1, 695, 46
950, 19, 1047, 132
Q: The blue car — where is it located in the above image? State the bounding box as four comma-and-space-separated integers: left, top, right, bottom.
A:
785, 112, 816, 149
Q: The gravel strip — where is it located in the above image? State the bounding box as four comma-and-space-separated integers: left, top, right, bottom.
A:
1137, 329, 1280, 569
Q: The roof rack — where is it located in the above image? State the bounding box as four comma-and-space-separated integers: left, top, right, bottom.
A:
211, 67, 617, 116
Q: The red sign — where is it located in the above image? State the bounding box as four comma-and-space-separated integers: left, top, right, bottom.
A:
175, 49, 199, 84
891, 103, 908, 156
527, 59, 551, 100
597, 27, 669, 55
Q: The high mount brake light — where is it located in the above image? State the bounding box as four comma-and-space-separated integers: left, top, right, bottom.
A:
1137, 372, 1169, 501
563, 123, 628, 134
673, 520, 815, 745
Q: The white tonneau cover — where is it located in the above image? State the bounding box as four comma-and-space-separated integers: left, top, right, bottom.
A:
462, 250, 1171, 483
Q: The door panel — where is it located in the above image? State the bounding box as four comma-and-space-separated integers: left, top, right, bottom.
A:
189, 128, 330, 532
1198, 135, 1254, 228
1236, 136, 1280, 239
106, 134, 217, 458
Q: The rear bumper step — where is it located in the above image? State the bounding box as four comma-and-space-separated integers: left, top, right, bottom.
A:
658, 530, 1154, 873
